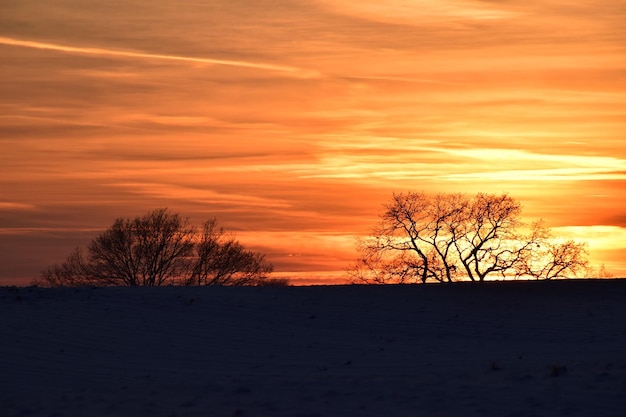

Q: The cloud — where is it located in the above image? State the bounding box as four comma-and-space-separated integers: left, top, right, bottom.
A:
438, 148, 626, 181
0, 36, 318, 78
554, 225, 626, 250
108, 182, 292, 211
229, 142, 626, 184
0, 227, 101, 236
316, 0, 520, 24
0, 202, 36, 210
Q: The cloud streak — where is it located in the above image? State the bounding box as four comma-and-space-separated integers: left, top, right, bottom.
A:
317, 0, 520, 24
0, 36, 317, 78
0, 202, 36, 210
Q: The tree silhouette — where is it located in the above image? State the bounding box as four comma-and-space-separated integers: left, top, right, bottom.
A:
188, 219, 274, 286
38, 208, 278, 287
86, 209, 196, 286
349, 192, 589, 284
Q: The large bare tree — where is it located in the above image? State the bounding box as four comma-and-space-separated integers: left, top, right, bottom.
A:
86, 209, 196, 286
38, 208, 277, 287
350, 192, 589, 284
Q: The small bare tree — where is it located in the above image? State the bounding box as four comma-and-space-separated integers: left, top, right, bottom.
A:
37, 208, 278, 287
349, 192, 589, 284
40, 247, 92, 287
515, 222, 589, 279
189, 219, 273, 286
585, 264, 614, 278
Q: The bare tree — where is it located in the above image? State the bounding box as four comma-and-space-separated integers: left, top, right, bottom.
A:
585, 264, 614, 279
349, 192, 589, 284
189, 219, 274, 286
87, 209, 196, 286
516, 222, 589, 279
351, 237, 427, 284
40, 247, 92, 287
351, 192, 465, 284
453, 193, 528, 281
37, 209, 278, 287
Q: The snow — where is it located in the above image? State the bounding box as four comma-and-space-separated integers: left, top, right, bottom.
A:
1, 280, 625, 417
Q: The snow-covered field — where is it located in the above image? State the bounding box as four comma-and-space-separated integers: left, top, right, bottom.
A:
1, 280, 625, 417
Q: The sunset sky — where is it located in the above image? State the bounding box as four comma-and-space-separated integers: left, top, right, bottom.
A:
1, 0, 625, 284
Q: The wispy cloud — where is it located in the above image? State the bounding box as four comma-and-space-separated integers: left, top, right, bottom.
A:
440, 148, 626, 181
109, 182, 292, 210
229, 144, 626, 183
0, 227, 102, 235
0, 36, 318, 78
0, 202, 36, 210
317, 0, 520, 23
555, 225, 626, 247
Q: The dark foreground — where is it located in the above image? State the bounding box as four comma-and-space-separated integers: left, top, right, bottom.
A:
1, 279, 625, 417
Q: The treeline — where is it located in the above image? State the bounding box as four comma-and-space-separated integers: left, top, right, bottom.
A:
38, 192, 601, 288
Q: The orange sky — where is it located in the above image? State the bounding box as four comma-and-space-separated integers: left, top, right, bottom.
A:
1, 0, 625, 284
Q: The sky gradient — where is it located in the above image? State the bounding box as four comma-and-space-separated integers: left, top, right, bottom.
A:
1, 0, 625, 284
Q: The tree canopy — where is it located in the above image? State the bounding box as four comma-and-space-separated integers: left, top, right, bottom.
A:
349, 192, 589, 284
38, 208, 280, 287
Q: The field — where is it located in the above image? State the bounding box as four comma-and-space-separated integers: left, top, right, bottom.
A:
1, 280, 625, 416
